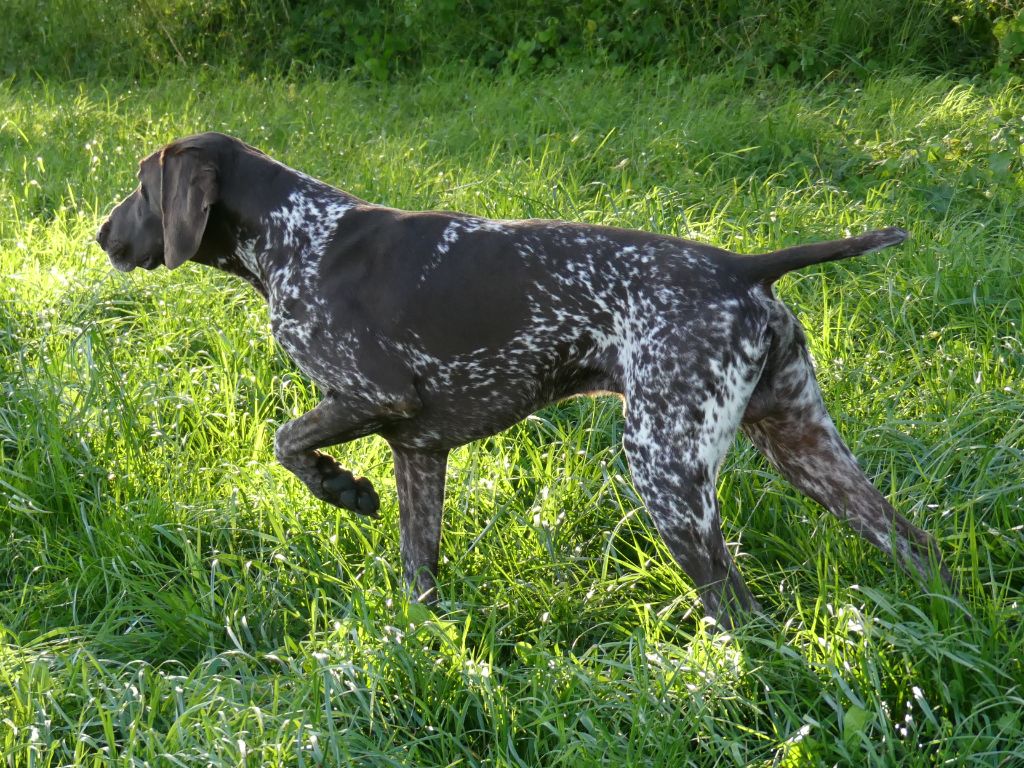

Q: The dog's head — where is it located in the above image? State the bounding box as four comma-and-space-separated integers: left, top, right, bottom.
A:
96, 136, 220, 272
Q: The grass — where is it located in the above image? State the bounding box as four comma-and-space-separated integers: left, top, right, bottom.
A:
0, 65, 1022, 765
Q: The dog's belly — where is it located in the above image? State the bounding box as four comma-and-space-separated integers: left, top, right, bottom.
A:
381, 355, 617, 450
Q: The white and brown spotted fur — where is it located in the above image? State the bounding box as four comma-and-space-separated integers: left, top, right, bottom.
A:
96, 133, 950, 627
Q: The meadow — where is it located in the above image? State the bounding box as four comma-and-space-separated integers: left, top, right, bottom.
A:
1, 28, 1023, 768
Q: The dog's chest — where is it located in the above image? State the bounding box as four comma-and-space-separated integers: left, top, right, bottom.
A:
266, 285, 356, 390
270, 308, 318, 366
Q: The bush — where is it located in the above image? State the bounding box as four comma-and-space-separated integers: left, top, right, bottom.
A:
0, 0, 1012, 81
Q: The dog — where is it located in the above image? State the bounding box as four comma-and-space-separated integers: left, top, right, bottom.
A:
96, 132, 949, 628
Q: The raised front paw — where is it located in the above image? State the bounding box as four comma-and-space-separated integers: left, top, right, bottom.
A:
315, 455, 381, 517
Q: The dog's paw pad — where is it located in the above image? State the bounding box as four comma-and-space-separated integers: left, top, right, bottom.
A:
323, 470, 356, 494
356, 487, 379, 516
321, 471, 379, 517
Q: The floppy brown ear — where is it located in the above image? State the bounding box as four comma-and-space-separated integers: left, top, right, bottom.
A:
160, 147, 218, 270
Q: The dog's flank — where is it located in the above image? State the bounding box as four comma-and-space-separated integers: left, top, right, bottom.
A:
95, 131, 949, 628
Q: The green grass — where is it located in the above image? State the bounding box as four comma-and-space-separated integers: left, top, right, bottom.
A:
1, 65, 1022, 766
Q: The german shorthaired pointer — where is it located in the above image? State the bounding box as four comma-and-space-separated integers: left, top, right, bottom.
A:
96, 132, 949, 627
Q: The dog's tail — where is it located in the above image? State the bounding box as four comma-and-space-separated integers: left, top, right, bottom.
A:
736, 227, 909, 285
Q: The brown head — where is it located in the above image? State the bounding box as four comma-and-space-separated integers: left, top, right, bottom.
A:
95, 134, 228, 272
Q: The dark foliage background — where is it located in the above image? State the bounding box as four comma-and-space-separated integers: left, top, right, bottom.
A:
3, 0, 1020, 81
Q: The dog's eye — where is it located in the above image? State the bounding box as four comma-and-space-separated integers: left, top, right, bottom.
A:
140, 184, 149, 204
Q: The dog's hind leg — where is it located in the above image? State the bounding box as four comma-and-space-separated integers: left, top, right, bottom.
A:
741, 306, 950, 585
391, 446, 448, 603
623, 345, 767, 629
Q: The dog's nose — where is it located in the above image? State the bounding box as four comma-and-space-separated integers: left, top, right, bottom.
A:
96, 221, 110, 249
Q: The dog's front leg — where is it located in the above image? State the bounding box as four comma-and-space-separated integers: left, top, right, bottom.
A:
275, 391, 420, 517
391, 446, 448, 603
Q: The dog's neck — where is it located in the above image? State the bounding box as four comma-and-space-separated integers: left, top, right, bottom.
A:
197, 155, 362, 302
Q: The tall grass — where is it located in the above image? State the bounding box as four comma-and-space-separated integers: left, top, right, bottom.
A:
0, 65, 1022, 765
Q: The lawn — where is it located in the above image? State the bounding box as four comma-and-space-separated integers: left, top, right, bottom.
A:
1, 62, 1022, 765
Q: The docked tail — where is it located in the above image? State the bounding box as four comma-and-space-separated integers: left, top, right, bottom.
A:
737, 227, 909, 285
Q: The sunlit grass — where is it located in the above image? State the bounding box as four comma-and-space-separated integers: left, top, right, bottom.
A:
1, 66, 1022, 765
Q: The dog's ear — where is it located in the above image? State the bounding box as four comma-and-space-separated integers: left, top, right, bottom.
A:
160, 146, 218, 270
